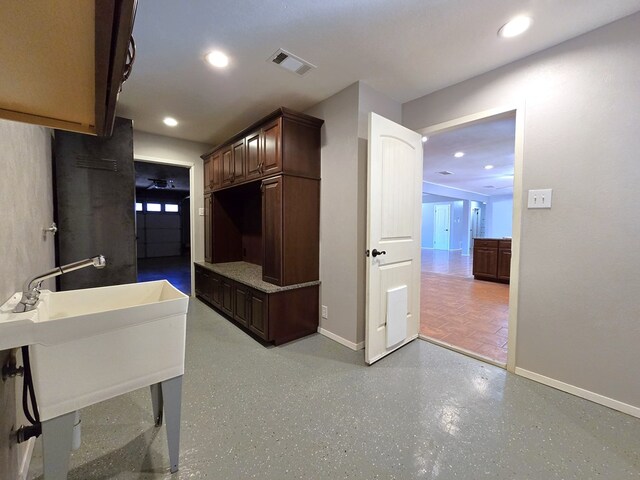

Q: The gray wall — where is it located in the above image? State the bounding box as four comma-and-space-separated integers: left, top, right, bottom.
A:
0, 119, 55, 479
305, 83, 360, 345
486, 194, 513, 238
305, 81, 402, 347
403, 12, 640, 410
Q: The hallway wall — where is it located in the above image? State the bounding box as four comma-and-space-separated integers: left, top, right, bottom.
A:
486, 194, 513, 238
403, 12, 640, 414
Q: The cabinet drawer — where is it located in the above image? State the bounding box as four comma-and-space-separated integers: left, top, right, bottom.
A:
474, 239, 499, 248
499, 239, 512, 249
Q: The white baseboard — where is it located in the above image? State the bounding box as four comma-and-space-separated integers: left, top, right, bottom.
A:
515, 367, 640, 419
18, 437, 35, 480
317, 327, 364, 351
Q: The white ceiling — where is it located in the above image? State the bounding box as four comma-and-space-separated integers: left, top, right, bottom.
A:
117, 0, 640, 144
423, 112, 515, 197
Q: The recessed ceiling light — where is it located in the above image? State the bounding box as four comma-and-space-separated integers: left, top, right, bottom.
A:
454, 151, 465, 158
498, 16, 532, 38
484, 165, 494, 170
206, 50, 229, 68
421, 136, 428, 143
163, 117, 178, 127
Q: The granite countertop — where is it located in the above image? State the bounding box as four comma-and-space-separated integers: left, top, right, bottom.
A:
195, 261, 320, 293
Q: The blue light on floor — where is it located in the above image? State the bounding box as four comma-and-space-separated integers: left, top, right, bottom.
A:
137, 255, 191, 295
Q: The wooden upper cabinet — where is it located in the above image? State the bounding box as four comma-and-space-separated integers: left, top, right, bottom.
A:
211, 150, 222, 189
221, 146, 234, 186
245, 131, 261, 180
203, 156, 212, 192
0, 1, 137, 137
232, 138, 246, 183
201, 108, 323, 192
261, 118, 282, 176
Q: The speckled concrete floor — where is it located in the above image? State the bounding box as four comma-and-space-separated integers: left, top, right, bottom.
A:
29, 299, 640, 479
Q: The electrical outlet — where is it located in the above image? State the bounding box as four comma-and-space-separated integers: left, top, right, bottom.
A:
321, 305, 328, 318
198, 207, 205, 216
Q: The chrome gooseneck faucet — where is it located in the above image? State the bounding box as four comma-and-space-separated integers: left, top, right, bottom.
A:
13, 255, 107, 313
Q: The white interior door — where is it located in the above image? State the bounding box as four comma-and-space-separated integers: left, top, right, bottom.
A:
433, 204, 450, 250
365, 113, 423, 365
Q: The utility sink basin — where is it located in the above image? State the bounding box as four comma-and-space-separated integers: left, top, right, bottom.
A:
0, 280, 188, 421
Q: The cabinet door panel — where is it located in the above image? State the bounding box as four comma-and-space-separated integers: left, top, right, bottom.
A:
497, 248, 511, 281
204, 194, 212, 263
195, 267, 205, 298
203, 156, 212, 192
211, 151, 222, 190
221, 146, 233, 185
261, 118, 281, 175
232, 139, 245, 182
221, 279, 234, 316
211, 274, 221, 307
249, 292, 267, 339
245, 131, 261, 179
473, 247, 498, 278
234, 285, 250, 327
262, 177, 283, 285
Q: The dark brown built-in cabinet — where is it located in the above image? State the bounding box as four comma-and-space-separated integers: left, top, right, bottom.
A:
196, 108, 323, 345
472, 238, 512, 283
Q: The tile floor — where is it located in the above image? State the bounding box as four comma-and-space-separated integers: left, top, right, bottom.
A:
420, 249, 509, 364
27, 299, 640, 479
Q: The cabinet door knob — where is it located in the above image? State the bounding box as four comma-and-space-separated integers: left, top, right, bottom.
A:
371, 248, 386, 258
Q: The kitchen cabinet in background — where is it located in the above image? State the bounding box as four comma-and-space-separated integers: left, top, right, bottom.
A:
472, 238, 511, 283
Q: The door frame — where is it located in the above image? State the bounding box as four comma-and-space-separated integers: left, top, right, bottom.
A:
432, 203, 451, 250
135, 155, 196, 296
418, 104, 524, 373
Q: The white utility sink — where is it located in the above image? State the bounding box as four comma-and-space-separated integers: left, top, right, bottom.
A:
0, 280, 189, 421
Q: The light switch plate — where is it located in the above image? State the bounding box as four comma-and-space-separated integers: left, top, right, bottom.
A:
198, 207, 205, 216
528, 189, 552, 209
321, 305, 328, 318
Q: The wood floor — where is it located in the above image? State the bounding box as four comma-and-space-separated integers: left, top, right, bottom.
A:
420, 249, 509, 364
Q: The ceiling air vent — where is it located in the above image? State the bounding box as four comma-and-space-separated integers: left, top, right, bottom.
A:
268, 49, 316, 76
437, 171, 454, 176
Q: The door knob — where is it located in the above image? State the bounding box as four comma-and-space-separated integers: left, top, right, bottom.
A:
371, 249, 386, 258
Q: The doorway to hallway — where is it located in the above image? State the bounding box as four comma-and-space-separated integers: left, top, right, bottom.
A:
419, 110, 516, 366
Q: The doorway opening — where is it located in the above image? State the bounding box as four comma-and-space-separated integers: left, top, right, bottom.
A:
419, 110, 517, 367
135, 161, 192, 295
